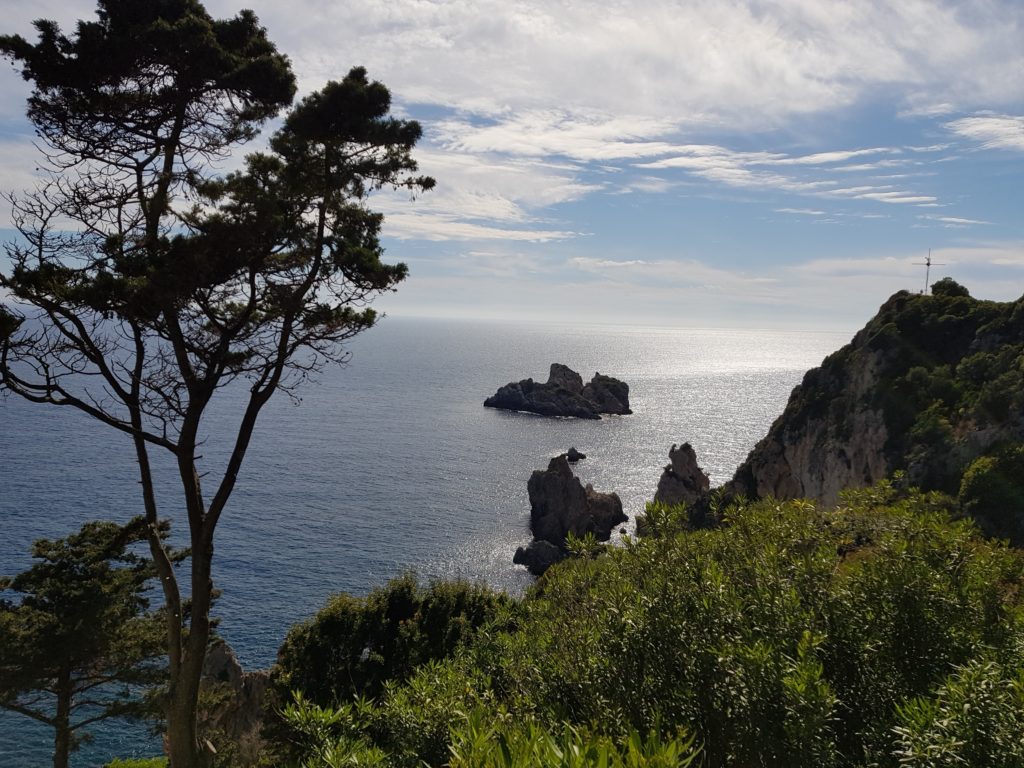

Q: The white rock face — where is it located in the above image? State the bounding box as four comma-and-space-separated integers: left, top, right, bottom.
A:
732, 347, 892, 506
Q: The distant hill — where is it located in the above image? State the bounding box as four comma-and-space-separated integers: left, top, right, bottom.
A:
730, 278, 1024, 542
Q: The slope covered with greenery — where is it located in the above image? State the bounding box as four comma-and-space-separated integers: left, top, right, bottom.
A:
269, 484, 1024, 767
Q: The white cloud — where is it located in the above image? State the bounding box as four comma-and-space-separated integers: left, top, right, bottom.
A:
434, 112, 682, 162
381, 212, 577, 242
220, 0, 1024, 129
946, 114, 1024, 151
918, 214, 990, 227
765, 148, 893, 166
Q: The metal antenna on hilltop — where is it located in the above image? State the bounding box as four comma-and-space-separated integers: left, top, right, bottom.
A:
914, 249, 946, 294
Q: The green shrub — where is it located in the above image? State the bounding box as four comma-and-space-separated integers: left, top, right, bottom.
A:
892, 659, 1024, 768
267, 485, 1024, 767
931, 277, 970, 299
448, 709, 700, 768
103, 759, 169, 768
473, 488, 1024, 768
273, 574, 514, 705
959, 444, 1024, 544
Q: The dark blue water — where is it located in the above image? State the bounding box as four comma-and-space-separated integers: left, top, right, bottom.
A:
0, 317, 847, 765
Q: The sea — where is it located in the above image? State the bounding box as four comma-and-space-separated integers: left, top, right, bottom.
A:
0, 317, 849, 766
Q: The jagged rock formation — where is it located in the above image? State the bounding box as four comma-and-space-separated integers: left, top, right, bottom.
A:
655, 443, 711, 506
514, 455, 626, 575
485, 364, 631, 419
201, 641, 270, 765
729, 283, 1024, 512
581, 374, 632, 415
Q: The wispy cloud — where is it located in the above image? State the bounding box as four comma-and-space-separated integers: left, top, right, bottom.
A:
946, 114, 1024, 151
381, 213, 578, 242
918, 214, 990, 227
234, 0, 1024, 128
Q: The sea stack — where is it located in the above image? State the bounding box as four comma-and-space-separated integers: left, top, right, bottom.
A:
514, 455, 627, 575
485, 364, 631, 419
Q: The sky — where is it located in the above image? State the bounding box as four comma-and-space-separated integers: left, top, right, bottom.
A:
1, 0, 1022, 332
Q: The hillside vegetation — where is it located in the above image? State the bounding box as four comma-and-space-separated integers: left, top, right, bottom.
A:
269, 485, 1024, 767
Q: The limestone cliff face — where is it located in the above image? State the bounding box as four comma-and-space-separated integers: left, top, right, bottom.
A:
730, 286, 1024, 506
731, 346, 892, 506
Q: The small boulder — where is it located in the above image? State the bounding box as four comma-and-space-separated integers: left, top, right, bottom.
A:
565, 447, 586, 462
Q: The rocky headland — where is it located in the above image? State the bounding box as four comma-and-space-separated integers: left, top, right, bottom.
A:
729, 282, 1023, 517
514, 454, 627, 575
485, 363, 631, 419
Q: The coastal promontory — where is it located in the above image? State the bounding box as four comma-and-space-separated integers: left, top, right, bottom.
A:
485, 363, 631, 419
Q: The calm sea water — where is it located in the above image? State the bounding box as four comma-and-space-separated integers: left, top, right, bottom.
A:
0, 317, 848, 765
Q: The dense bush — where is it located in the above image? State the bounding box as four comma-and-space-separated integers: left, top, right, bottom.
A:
892, 658, 1024, 768
273, 573, 514, 705
959, 444, 1024, 544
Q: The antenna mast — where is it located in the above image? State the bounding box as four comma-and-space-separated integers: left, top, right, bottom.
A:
913, 249, 946, 294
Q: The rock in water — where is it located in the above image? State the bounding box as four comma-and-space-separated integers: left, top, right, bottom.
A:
526, 455, 627, 546
547, 363, 585, 393
565, 446, 586, 462
513, 540, 566, 576
655, 443, 711, 506
485, 364, 631, 419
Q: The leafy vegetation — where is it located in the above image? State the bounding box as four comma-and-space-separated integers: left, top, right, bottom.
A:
268, 484, 1024, 768
0, 519, 173, 768
739, 280, 1024, 538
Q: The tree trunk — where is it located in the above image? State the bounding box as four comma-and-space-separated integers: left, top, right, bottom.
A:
165, 508, 215, 768
164, 621, 212, 768
165, 682, 204, 768
53, 667, 71, 768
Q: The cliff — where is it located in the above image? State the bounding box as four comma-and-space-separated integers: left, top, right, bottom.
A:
730, 281, 1024, 536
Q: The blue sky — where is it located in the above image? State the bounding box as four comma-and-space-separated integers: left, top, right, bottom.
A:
1, 0, 1022, 331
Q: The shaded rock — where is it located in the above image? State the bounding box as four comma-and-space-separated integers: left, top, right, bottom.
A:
485, 364, 631, 419
513, 540, 566, 576
547, 363, 584, 394
527, 455, 627, 545
655, 443, 711, 506
201, 641, 270, 765
564, 447, 586, 462
581, 373, 633, 415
